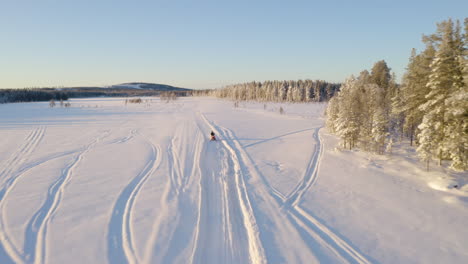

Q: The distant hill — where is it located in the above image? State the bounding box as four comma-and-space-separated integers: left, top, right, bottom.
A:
62, 82, 192, 98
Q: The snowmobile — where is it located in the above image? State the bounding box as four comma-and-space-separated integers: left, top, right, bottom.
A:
210, 131, 217, 141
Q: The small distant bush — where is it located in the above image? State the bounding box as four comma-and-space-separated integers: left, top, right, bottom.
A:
279, 107, 284, 115
160, 92, 178, 102
128, 98, 143, 104
49, 99, 56, 108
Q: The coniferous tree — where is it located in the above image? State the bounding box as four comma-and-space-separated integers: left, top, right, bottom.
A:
335, 77, 361, 149
397, 46, 435, 145
417, 19, 465, 166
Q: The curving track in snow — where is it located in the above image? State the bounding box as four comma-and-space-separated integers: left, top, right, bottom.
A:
0, 127, 46, 264
142, 119, 205, 264
23, 132, 109, 264
107, 132, 162, 264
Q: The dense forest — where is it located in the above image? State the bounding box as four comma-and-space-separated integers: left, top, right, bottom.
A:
0, 89, 69, 103
212, 80, 341, 102
0, 87, 191, 104
326, 18, 467, 171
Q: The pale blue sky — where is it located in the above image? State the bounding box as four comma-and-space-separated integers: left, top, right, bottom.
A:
0, 0, 466, 89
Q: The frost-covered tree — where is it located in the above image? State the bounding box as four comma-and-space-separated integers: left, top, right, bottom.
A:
417, 19, 465, 167
214, 80, 339, 102
371, 60, 391, 92
326, 96, 340, 133
325, 18, 467, 171
443, 18, 468, 170
334, 77, 362, 149
326, 66, 392, 153
372, 107, 388, 154
396, 46, 435, 145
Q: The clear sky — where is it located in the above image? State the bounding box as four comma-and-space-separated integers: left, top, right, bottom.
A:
0, 0, 467, 89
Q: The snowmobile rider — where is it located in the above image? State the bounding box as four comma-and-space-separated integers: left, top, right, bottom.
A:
210, 131, 216, 141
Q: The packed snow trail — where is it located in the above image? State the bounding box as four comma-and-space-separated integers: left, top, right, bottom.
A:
144, 113, 265, 264
201, 114, 324, 263
190, 114, 254, 264
202, 114, 371, 264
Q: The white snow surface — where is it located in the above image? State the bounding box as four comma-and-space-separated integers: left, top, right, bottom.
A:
108, 83, 144, 89
0, 97, 466, 264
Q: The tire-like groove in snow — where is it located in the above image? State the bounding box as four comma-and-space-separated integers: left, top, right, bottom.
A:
0, 127, 46, 264
199, 113, 267, 264
107, 133, 162, 264
143, 120, 203, 263
207, 120, 371, 264
289, 206, 371, 264
190, 114, 246, 264
284, 126, 323, 206
106, 129, 137, 145
23, 131, 109, 264
285, 127, 371, 264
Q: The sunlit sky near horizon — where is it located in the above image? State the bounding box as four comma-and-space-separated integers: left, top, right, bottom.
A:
1, 0, 467, 89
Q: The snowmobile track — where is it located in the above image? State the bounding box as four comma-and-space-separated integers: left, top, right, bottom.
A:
285, 126, 324, 206
142, 121, 203, 264
107, 133, 162, 264
0, 126, 46, 264
23, 132, 109, 264
199, 113, 267, 264
282, 127, 371, 264
190, 114, 253, 264
202, 117, 371, 264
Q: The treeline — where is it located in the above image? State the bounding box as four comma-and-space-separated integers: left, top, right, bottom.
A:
0, 88, 192, 104
64, 88, 190, 98
213, 80, 341, 102
0, 89, 69, 104
327, 18, 467, 171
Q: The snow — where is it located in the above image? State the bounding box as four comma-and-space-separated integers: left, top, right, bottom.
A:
108, 83, 144, 89
0, 97, 466, 264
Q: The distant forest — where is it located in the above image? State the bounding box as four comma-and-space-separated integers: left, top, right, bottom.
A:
0, 87, 191, 104
211, 80, 341, 102
0, 89, 69, 104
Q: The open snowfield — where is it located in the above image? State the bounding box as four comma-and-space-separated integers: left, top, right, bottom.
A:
0, 97, 467, 264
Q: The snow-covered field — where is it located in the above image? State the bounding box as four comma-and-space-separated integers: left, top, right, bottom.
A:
0, 97, 466, 264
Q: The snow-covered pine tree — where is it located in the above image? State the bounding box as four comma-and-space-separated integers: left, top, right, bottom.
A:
356, 71, 374, 151
397, 46, 435, 145
417, 19, 465, 166
335, 77, 361, 149
279, 81, 287, 101
305, 81, 312, 102
372, 106, 388, 154
371, 60, 391, 94
443, 18, 468, 170
326, 96, 340, 133
286, 82, 294, 102
314, 81, 321, 102
370, 60, 392, 128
